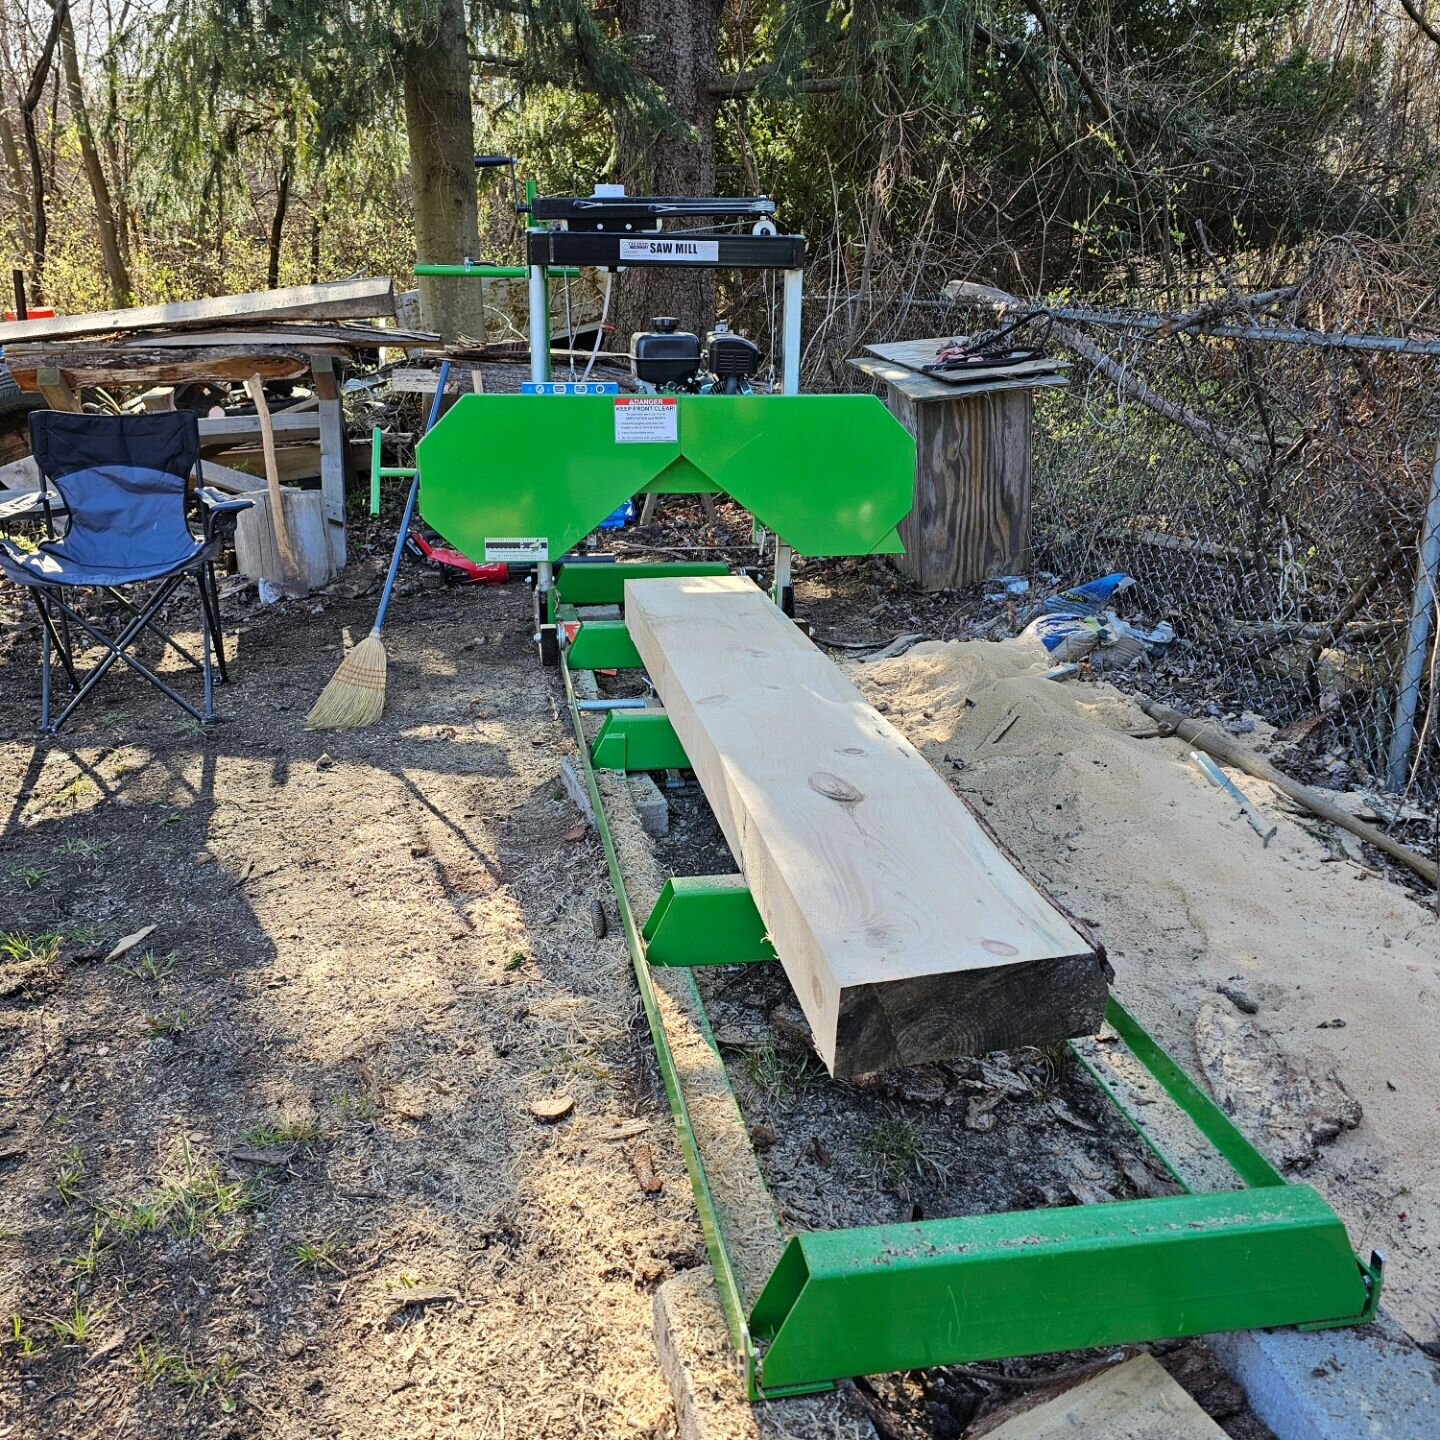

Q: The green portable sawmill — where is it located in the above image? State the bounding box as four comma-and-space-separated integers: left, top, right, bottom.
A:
405, 186, 1382, 1400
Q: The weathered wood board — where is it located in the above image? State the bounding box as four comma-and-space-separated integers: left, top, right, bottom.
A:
6, 347, 331, 390
886, 382, 1035, 590
976, 1355, 1226, 1440
624, 575, 1107, 1075
197, 412, 321, 449
863, 336, 1069, 386
850, 354, 1069, 403
0, 277, 395, 347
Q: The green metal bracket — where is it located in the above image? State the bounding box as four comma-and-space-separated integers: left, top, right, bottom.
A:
1078, 997, 1287, 1191
749, 1188, 1379, 1393
566, 620, 644, 670
369, 425, 416, 517
414, 263, 581, 278
557, 561, 730, 608
558, 649, 1380, 1404
590, 710, 688, 771
642, 876, 778, 967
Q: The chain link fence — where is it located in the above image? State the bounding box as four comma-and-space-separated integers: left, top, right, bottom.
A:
1027, 312, 1439, 804
802, 247, 1440, 807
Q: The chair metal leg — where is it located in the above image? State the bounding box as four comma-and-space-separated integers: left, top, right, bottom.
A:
40, 604, 52, 732
199, 564, 229, 683
103, 585, 205, 671
199, 574, 215, 721
44, 579, 206, 732
33, 590, 78, 688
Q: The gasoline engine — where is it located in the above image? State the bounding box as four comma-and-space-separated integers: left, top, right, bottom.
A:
630, 316, 764, 394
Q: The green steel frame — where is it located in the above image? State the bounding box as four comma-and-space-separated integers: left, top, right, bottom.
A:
561, 622, 1382, 1401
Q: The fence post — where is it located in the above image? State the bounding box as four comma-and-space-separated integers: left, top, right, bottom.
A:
1386, 439, 1440, 791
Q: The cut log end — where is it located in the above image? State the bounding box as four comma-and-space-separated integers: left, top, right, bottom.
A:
832, 951, 1111, 1078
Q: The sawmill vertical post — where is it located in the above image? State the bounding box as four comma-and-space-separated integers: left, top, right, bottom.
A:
781, 268, 803, 395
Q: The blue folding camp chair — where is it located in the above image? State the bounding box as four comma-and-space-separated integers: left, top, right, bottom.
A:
0, 411, 252, 733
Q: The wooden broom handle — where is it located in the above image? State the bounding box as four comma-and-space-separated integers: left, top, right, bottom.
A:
243, 374, 300, 578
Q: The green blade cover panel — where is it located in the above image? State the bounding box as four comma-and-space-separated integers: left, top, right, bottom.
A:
416, 393, 915, 561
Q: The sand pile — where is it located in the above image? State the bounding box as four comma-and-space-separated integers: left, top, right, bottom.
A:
853, 640, 1440, 1341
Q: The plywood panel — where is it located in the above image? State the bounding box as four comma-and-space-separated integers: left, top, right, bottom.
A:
624, 575, 1107, 1075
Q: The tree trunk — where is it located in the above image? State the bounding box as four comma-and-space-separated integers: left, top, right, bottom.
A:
0, 111, 31, 263
21, 2, 68, 305
401, 0, 485, 343
613, 0, 724, 342
267, 148, 293, 289
57, 3, 133, 307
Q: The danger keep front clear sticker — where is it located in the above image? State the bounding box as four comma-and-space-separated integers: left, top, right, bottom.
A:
615, 396, 678, 444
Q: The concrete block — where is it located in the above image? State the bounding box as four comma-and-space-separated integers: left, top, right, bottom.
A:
653, 1268, 875, 1440
1210, 1312, 1440, 1440
560, 756, 594, 826
627, 772, 669, 837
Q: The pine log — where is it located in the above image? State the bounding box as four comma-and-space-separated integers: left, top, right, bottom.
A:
625, 575, 1108, 1075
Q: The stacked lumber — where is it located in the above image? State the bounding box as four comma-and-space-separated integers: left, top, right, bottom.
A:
624, 576, 1109, 1076
0, 278, 437, 391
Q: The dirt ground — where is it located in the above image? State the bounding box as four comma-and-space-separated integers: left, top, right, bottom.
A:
2, 508, 1435, 1438
0, 562, 701, 1438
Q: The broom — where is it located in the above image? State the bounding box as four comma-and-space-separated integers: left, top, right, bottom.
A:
305, 361, 452, 730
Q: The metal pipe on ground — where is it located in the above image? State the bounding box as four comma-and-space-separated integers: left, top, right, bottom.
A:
1386, 440, 1440, 791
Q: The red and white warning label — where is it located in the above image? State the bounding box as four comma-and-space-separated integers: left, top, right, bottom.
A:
614, 395, 678, 444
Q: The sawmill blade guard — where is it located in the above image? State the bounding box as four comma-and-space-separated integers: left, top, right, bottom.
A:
416, 391, 915, 564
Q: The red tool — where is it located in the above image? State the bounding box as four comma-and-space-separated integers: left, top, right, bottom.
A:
406, 530, 511, 585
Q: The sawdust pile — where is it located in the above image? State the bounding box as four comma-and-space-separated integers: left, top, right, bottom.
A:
853, 640, 1440, 1341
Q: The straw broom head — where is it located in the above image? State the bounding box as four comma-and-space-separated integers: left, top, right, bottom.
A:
305, 629, 387, 730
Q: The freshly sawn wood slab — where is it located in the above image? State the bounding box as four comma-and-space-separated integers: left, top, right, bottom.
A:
624, 576, 1107, 1075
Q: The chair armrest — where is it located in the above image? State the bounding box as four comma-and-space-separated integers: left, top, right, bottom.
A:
0, 491, 51, 526
196, 487, 254, 542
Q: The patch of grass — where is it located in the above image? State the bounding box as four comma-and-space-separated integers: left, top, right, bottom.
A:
65, 923, 104, 947
119, 950, 177, 983
860, 1113, 947, 1185
9, 1314, 44, 1360
59, 837, 105, 860
54, 1144, 86, 1208
134, 1338, 183, 1385
243, 1114, 321, 1148
48, 1297, 104, 1345
5, 864, 45, 890
333, 1091, 378, 1122
64, 1220, 109, 1276
135, 1341, 242, 1410
1, 932, 62, 967
109, 1141, 258, 1244
504, 951, 526, 971
741, 1041, 819, 1100
112, 1200, 164, 1239
54, 777, 98, 807
145, 1010, 191, 1038
293, 1236, 345, 1274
